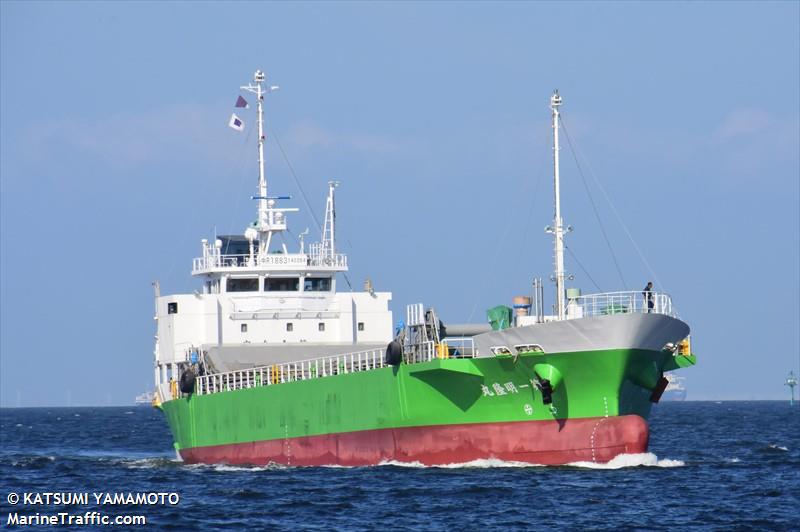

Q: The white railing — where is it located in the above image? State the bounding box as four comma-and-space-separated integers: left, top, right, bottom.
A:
442, 336, 477, 357
571, 291, 675, 318
193, 337, 477, 398
196, 346, 386, 396
403, 337, 477, 364
307, 253, 347, 268
192, 252, 348, 273
403, 340, 436, 364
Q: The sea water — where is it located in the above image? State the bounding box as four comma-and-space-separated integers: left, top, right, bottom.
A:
1, 402, 797, 530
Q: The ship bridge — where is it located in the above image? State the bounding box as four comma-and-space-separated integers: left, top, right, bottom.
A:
152, 70, 393, 392
192, 236, 348, 276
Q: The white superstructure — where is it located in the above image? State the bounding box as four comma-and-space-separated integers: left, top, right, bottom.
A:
153, 70, 393, 390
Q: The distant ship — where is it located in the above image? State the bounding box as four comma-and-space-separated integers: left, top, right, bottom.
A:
150, 71, 696, 466
134, 391, 155, 406
661, 374, 687, 401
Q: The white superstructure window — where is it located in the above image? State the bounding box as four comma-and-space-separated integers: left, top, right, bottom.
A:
265, 277, 300, 291
304, 277, 331, 292
227, 278, 259, 292
318, 322, 325, 332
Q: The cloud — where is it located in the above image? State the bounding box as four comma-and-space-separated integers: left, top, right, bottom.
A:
284, 120, 402, 154
284, 121, 335, 149
708, 108, 799, 179
714, 109, 772, 140
19, 103, 242, 168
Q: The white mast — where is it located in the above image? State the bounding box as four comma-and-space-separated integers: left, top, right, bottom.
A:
239, 70, 290, 257
549, 90, 568, 320
241, 70, 281, 257
255, 71, 267, 230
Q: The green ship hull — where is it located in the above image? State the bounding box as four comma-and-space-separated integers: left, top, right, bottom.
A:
160, 347, 695, 466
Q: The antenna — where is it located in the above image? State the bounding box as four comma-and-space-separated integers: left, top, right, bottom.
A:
321, 181, 340, 257
299, 228, 309, 254
240, 70, 287, 257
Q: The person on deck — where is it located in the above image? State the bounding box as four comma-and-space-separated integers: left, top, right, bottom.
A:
642, 281, 654, 313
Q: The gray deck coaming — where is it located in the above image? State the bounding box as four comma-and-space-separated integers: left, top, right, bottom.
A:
473, 313, 690, 355
203, 342, 387, 373
203, 313, 689, 373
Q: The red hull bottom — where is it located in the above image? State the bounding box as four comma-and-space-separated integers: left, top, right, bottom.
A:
180, 415, 649, 466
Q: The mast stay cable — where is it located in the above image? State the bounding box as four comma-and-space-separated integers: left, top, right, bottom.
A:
565, 245, 602, 292
270, 126, 354, 291
559, 115, 664, 290
559, 114, 627, 289
269, 127, 323, 233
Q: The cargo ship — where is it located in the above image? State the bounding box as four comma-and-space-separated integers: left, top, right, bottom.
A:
152, 71, 696, 466
661, 374, 688, 402
134, 391, 156, 406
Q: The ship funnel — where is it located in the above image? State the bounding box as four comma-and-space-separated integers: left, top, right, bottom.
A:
513, 296, 532, 317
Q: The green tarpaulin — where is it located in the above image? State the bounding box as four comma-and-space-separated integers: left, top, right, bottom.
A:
487, 305, 513, 331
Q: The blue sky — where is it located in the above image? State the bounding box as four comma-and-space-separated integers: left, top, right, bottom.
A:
1, 1, 798, 405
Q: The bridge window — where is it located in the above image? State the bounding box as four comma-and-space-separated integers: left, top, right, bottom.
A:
358, 322, 364, 331
286, 322, 293, 332
265, 277, 299, 292
167, 302, 178, 314
227, 278, 259, 292
304, 277, 331, 292
241, 324, 248, 333
318, 322, 325, 332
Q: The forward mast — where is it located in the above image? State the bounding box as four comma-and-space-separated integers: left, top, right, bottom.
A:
546, 90, 570, 320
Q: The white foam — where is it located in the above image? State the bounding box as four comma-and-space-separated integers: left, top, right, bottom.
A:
174, 454, 682, 471
208, 464, 268, 472
193, 459, 536, 469
727, 458, 741, 463
222, 464, 285, 472
183, 462, 287, 472
376, 458, 540, 469
567, 452, 685, 469
376, 459, 426, 468
122, 457, 182, 469
769, 444, 788, 452
437, 458, 542, 469
11, 455, 55, 466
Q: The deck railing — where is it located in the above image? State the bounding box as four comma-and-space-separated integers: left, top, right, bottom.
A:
196, 346, 386, 396
192, 252, 347, 273
570, 291, 675, 319
192, 336, 476, 398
